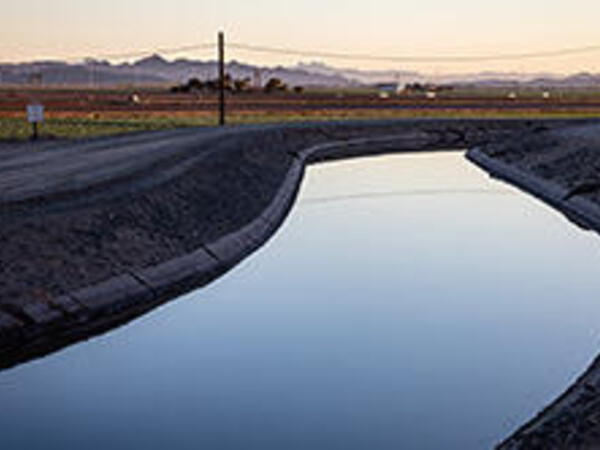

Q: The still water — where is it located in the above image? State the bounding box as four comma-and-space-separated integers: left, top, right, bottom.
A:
3, 152, 600, 449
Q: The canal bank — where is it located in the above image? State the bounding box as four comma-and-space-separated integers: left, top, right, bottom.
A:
467, 123, 600, 449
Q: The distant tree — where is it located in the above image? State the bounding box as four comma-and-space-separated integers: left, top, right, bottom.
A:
205, 80, 218, 91
203, 74, 234, 92
293, 86, 305, 94
264, 77, 288, 93
404, 83, 426, 93
170, 83, 191, 93
223, 74, 234, 91
187, 78, 204, 91
234, 77, 252, 92
171, 74, 243, 95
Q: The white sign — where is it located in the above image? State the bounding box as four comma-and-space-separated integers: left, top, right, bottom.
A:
27, 104, 44, 123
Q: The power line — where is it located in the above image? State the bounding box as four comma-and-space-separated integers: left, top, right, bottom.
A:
229, 42, 600, 63
14, 40, 600, 65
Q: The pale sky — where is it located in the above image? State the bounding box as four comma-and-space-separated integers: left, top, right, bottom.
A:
3, 0, 600, 74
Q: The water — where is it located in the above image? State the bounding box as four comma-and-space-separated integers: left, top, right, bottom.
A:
3, 152, 600, 449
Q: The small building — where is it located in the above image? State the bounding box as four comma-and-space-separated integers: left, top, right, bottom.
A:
376, 83, 400, 98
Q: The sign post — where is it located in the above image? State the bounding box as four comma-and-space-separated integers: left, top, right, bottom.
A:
27, 104, 44, 140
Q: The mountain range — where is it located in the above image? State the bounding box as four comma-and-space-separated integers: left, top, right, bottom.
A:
1, 54, 600, 88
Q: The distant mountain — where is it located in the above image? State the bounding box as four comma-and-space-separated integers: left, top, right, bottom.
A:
1, 55, 599, 88
0, 60, 166, 85
0, 55, 356, 87
295, 61, 421, 85
296, 63, 600, 88
525, 72, 600, 87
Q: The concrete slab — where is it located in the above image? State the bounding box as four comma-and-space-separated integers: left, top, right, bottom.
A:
71, 274, 154, 315
136, 248, 222, 298
239, 215, 275, 246
259, 160, 304, 221
205, 231, 258, 268
50, 295, 85, 315
563, 195, 600, 231
21, 302, 62, 325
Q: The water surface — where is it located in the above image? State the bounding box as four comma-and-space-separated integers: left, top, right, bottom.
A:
2, 152, 600, 449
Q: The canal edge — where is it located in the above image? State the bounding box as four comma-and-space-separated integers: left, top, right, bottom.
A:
467, 146, 600, 449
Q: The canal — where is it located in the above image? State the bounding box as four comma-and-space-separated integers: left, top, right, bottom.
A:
2, 152, 600, 449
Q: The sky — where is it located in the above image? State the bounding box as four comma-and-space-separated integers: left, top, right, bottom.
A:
3, 0, 600, 74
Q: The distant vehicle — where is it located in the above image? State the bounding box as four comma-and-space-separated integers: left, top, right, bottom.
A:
129, 93, 141, 104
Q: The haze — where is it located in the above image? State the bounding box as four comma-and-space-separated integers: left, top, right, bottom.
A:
3, 0, 600, 73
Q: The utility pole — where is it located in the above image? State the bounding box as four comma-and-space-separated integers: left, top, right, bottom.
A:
218, 31, 225, 126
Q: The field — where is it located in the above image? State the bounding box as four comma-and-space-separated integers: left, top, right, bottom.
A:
2, 86, 600, 140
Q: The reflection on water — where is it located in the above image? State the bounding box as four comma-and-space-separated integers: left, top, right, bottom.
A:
300, 187, 510, 206
2, 152, 600, 449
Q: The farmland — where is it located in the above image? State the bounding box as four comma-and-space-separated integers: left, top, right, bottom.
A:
2, 86, 600, 139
